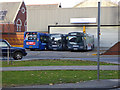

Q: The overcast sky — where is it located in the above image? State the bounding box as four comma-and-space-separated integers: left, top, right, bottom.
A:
0, 0, 119, 8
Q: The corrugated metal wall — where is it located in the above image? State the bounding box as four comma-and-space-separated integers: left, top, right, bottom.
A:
27, 6, 118, 32
27, 5, 119, 48
27, 6, 58, 32
119, 2, 120, 42
49, 26, 118, 48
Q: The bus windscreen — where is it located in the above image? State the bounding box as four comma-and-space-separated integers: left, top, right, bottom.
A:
25, 32, 37, 40
68, 35, 83, 44
50, 34, 61, 42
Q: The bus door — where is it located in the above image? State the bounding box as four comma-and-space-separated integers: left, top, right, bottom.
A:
40, 34, 49, 50
62, 34, 68, 50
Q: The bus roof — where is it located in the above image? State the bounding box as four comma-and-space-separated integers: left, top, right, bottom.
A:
24, 31, 49, 36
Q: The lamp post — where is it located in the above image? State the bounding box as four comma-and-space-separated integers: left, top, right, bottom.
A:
7, 22, 10, 65
97, 0, 101, 81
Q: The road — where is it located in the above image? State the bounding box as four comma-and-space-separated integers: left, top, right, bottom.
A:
1, 50, 119, 64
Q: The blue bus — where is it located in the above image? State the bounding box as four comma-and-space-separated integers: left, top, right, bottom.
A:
24, 32, 49, 50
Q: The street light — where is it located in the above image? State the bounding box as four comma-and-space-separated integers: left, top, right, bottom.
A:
7, 21, 10, 65
97, 0, 101, 81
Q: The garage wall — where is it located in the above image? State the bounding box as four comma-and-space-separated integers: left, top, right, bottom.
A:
118, 2, 120, 42
27, 5, 118, 32
49, 26, 118, 48
119, 2, 120, 23
27, 5, 58, 32
27, 5, 119, 48
50, 27, 83, 34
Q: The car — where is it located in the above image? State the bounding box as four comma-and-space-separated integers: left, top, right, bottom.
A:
0, 39, 27, 60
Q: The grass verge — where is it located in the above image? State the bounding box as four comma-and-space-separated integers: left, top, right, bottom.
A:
2, 60, 118, 67
2, 70, 118, 87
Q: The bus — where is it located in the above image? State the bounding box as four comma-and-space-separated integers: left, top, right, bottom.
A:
67, 32, 94, 51
24, 32, 49, 50
48, 34, 68, 50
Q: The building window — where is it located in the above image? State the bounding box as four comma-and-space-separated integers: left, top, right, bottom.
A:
0, 10, 7, 20
21, 7, 25, 14
16, 19, 22, 32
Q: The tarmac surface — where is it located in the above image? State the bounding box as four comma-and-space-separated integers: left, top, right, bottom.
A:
15, 79, 120, 89
1, 50, 120, 64
2, 65, 119, 71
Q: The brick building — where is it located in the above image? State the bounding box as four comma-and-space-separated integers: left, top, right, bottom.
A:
0, 1, 27, 47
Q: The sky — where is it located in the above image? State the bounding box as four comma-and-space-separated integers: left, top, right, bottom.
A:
0, 0, 120, 8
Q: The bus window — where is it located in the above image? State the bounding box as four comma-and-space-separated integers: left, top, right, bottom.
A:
25, 32, 37, 40
48, 34, 67, 50
68, 35, 82, 44
76, 36, 82, 43
40, 36, 48, 43
50, 34, 61, 42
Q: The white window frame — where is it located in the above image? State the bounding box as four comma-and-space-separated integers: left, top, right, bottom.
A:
16, 19, 22, 32
24, 20, 27, 31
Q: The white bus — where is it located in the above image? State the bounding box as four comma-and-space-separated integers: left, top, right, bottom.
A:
67, 32, 94, 51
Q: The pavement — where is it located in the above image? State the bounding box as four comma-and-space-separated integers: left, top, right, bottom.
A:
23, 56, 120, 64
15, 79, 120, 89
1, 65, 119, 71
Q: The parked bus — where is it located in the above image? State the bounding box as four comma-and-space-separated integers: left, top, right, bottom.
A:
24, 32, 49, 50
48, 34, 67, 50
67, 32, 94, 51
